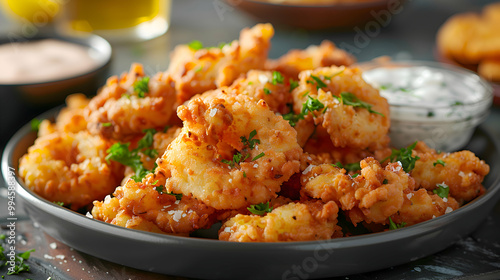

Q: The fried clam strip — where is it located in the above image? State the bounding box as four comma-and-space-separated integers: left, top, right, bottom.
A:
92, 173, 216, 235
410, 141, 490, 204
291, 66, 390, 150
85, 63, 177, 140
19, 130, 122, 210
227, 70, 292, 115
167, 23, 274, 105
266, 40, 356, 79
219, 200, 342, 242
156, 90, 302, 210
301, 158, 415, 225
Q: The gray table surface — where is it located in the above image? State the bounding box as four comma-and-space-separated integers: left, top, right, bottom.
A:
1, 0, 500, 279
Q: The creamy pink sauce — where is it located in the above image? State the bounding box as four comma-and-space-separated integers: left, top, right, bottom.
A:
0, 39, 99, 84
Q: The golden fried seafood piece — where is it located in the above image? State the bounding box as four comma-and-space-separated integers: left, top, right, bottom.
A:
112, 174, 216, 234
85, 63, 176, 140
478, 58, 500, 82
437, 9, 500, 65
167, 23, 274, 104
266, 40, 356, 78
291, 66, 390, 150
227, 70, 292, 114
19, 131, 122, 210
411, 141, 489, 203
302, 158, 415, 225
389, 189, 460, 227
37, 94, 90, 137
157, 91, 302, 210
91, 196, 166, 234
219, 200, 342, 242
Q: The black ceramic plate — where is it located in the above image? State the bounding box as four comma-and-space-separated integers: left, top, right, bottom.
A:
2, 107, 500, 280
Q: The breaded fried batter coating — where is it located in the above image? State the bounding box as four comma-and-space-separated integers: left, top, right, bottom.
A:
292, 66, 390, 150
389, 189, 459, 227
92, 195, 166, 234
167, 23, 274, 104
302, 158, 415, 225
85, 63, 177, 140
411, 141, 489, 203
157, 90, 302, 210
266, 40, 356, 78
219, 200, 342, 242
92, 173, 217, 235
19, 131, 122, 210
227, 70, 292, 114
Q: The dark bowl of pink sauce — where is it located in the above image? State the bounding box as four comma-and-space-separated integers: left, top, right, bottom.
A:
0, 32, 112, 148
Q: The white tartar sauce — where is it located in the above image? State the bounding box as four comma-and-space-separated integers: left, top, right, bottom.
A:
362, 64, 492, 151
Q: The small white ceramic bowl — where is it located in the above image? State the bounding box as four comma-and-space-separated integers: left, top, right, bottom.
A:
360, 60, 493, 152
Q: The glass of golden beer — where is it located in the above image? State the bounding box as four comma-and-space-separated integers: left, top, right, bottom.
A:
57, 0, 171, 42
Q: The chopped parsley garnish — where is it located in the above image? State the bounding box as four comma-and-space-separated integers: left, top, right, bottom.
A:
263, 87, 272, 95
133, 76, 150, 98
188, 40, 204, 50
324, 69, 345, 80
451, 101, 464, 106
30, 118, 43, 132
433, 159, 446, 167
289, 78, 299, 92
54, 201, 65, 207
252, 152, 265, 161
101, 122, 112, 127
383, 141, 420, 173
0, 242, 35, 276
155, 185, 183, 200
307, 74, 328, 90
427, 111, 435, 117
334, 92, 384, 116
433, 183, 449, 199
388, 217, 406, 230
272, 71, 284, 85
333, 162, 361, 172
221, 153, 250, 168
383, 179, 389, 184
351, 173, 360, 178
106, 129, 158, 182
247, 202, 273, 215
240, 130, 260, 150
281, 96, 326, 127
302, 95, 325, 116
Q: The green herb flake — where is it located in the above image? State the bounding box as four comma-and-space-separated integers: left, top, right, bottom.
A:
133, 76, 150, 98
335, 92, 384, 116
240, 130, 260, 150
289, 78, 299, 92
5, 249, 35, 275
383, 141, 420, 173
54, 201, 65, 207
332, 162, 361, 172
388, 217, 406, 230
351, 173, 359, 178
433, 183, 449, 199
272, 71, 284, 85
433, 159, 446, 167
308, 74, 327, 90
247, 202, 273, 215
251, 152, 265, 161
188, 40, 204, 50
30, 118, 43, 132
301, 95, 325, 116
383, 179, 389, 184
106, 129, 158, 182
263, 87, 272, 95
101, 122, 112, 127
451, 101, 464, 106
427, 111, 435, 117
155, 185, 183, 200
